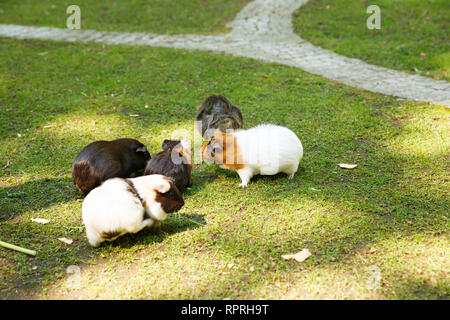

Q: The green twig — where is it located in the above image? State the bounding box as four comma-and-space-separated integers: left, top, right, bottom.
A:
0, 240, 37, 256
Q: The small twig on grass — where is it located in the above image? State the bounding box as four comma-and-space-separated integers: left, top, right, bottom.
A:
0, 240, 37, 256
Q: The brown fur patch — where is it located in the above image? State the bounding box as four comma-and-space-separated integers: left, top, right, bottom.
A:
154, 180, 184, 214
123, 179, 144, 206
72, 161, 98, 196
201, 131, 244, 170
201, 141, 212, 160
222, 133, 244, 170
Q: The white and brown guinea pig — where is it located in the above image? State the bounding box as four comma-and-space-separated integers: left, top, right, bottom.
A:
202, 124, 303, 188
72, 138, 151, 196
144, 139, 192, 192
82, 174, 184, 247
196, 95, 243, 140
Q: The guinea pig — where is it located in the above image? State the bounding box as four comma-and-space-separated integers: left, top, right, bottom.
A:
72, 138, 151, 196
144, 139, 192, 192
202, 124, 303, 188
82, 174, 184, 247
196, 95, 243, 140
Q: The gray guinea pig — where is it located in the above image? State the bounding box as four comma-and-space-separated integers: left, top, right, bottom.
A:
196, 95, 243, 140
72, 138, 151, 196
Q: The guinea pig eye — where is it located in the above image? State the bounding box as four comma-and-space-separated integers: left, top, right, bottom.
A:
208, 144, 220, 156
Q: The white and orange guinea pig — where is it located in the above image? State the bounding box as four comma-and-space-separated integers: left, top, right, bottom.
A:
202, 124, 303, 188
82, 174, 184, 247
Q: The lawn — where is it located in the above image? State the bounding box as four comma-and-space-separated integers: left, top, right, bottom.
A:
0, 35, 448, 299
293, 0, 450, 81
0, 0, 250, 34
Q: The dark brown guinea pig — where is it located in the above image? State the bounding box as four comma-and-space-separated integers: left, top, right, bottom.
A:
72, 138, 151, 196
196, 95, 243, 140
144, 139, 192, 192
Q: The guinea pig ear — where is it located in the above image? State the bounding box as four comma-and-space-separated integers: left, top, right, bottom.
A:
135, 145, 148, 153
162, 140, 171, 150
153, 178, 171, 194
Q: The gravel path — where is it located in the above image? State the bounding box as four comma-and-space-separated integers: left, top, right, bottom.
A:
1, 0, 449, 106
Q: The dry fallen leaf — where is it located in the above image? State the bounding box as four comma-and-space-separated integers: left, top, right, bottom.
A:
367, 247, 377, 254
58, 237, 73, 245
338, 163, 358, 169
282, 249, 312, 263
31, 218, 50, 224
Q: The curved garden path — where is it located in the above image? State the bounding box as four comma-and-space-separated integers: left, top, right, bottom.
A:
1, 0, 449, 106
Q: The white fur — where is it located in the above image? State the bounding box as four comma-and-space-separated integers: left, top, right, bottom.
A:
232, 124, 303, 187
180, 139, 191, 151
82, 175, 171, 247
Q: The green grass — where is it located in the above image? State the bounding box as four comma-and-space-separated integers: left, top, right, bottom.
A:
0, 36, 448, 299
0, 0, 250, 34
293, 0, 450, 81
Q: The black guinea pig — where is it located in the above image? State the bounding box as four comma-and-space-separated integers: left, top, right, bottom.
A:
196, 95, 243, 140
144, 139, 192, 192
72, 138, 151, 196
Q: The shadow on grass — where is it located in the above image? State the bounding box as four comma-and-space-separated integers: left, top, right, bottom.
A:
0, 177, 78, 221
0, 212, 206, 299
106, 213, 207, 249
